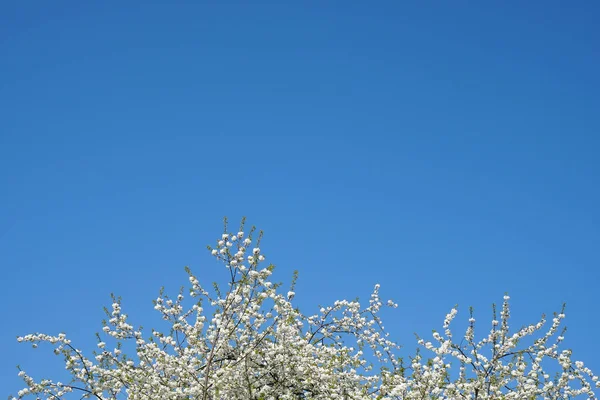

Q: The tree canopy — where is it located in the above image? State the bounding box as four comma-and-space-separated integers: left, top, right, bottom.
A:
11, 219, 599, 399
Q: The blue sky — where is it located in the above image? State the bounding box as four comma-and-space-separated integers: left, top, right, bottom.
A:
1, 1, 599, 395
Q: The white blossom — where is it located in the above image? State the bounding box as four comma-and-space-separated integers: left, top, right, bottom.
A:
11, 220, 598, 400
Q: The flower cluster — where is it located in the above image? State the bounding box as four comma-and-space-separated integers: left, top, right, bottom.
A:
11, 219, 599, 399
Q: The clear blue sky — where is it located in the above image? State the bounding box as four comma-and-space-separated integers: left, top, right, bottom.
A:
2, 1, 599, 395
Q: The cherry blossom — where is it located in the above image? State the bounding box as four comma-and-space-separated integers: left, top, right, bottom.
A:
11, 218, 599, 399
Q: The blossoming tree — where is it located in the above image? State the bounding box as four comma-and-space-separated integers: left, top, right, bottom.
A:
11, 219, 599, 399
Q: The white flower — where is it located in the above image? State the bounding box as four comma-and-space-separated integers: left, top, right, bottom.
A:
12, 220, 597, 400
